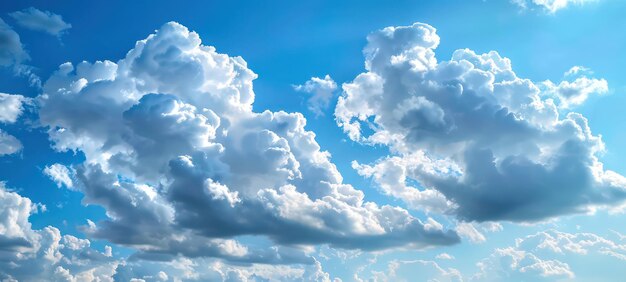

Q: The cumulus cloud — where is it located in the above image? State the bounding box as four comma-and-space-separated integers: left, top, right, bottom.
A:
293, 75, 338, 116
0, 93, 26, 123
512, 0, 597, 13
37, 21, 459, 265
0, 183, 118, 281
362, 259, 462, 282
0, 181, 343, 281
44, 163, 73, 188
335, 22, 626, 223
472, 229, 626, 280
541, 67, 608, 108
0, 131, 21, 156
9, 7, 71, 36
0, 93, 26, 156
473, 247, 575, 281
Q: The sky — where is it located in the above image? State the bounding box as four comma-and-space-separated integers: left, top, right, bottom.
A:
1, 0, 626, 281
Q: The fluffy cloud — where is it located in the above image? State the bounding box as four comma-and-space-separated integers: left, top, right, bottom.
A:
512, 0, 597, 13
472, 229, 626, 280
0, 93, 26, 156
336, 22, 626, 222
0, 182, 343, 281
0, 131, 22, 156
541, 67, 608, 108
293, 75, 338, 117
473, 247, 575, 281
0, 183, 118, 281
0, 93, 26, 123
9, 7, 71, 36
359, 259, 462, 282
37, 21, 459, 265
44, 164, 73, 188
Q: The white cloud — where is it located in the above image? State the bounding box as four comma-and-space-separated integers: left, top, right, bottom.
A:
44, 163, 74, 188
0, 183, 118, 281
0, 93, 26, 156
436, 253, 455, 260
0, 93, 26, 123
456, 222, 486, 244
9, 7, 72, 36
542, 68, 608, 108
0, 182, 346, 281
293, 75, 338, 116
512, 0, 598, 14
0, 130, 22, 156
473, 247, 574, 281
37, 21, 459, 263
363, 259, 462, 282
472, 229, 626, 281
335, 22, 626, 223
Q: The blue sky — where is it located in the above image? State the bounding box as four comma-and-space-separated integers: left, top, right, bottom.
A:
1, 0, 626, 281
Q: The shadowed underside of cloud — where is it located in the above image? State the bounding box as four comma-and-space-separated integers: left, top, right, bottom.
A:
35, 21, 459, 265
337, 22, 626, 222
0, 182, 341, 281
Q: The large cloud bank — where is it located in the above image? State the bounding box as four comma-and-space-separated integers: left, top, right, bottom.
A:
36, 22, 458, 265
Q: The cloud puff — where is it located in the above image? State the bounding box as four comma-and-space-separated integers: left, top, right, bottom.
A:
0, 93, 26, 123
472, 229, 626, 281
0, 93, 26, 156
9, 7, 72, 36
359, 259, 462, 282
44, 163, 73, 188
37, 21, 459, 263
335, 22, 626, 222
0, 131, 21, 156
512, 0, 597, 13
0, 183, 118, 281
293, 75, 338, 117
541, 68, 608, 108
436, 253, 455, 260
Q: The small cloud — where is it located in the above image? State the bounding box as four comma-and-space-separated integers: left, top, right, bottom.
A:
542, 66, 608, 108
9, 7, 72, 36
43, 163, 74, 189
564, 65, 592, 77
456, 222, 486, 244
436, 253, 455, 260
512, 0, 597, 14
293, 75, 337, 117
